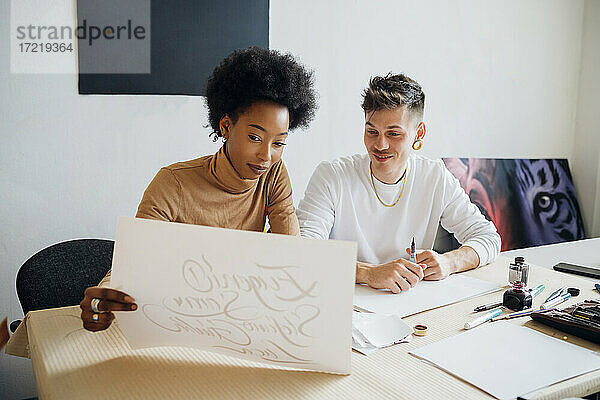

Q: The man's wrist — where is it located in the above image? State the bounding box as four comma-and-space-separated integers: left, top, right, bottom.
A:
461, 245, 481, 268
446, 246, 479, 274
356, 262, 371, 284
447, 252, 460, 274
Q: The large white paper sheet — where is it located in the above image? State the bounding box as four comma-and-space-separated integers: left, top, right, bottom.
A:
354, 274, 501, 317
111, 217, 357, 374
411, 322, 600, 399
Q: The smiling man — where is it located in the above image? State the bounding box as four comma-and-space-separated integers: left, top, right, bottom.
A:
297, 73, 501, 293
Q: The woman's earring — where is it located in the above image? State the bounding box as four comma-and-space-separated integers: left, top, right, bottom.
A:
412, 140, 423, 150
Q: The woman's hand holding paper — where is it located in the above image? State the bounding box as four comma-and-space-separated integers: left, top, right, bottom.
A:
80, 287, 137, 332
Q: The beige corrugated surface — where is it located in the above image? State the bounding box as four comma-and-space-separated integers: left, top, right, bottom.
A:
14, 256, 600, 399
5, 314, 29, 358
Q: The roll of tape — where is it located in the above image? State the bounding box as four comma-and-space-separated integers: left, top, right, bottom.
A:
413, 324, 428, 336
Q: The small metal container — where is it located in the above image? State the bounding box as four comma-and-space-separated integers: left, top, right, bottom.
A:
508, 256, 529, 286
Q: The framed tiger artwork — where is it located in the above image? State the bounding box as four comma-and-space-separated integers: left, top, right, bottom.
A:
442, 158, 585, 251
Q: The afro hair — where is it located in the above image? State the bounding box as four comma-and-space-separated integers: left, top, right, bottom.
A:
204, 46, 317, 139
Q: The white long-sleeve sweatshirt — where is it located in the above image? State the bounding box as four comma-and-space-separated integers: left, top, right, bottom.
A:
297, 153, 501, 266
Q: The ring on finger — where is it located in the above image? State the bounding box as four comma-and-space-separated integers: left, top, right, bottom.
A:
92, 313, 100, 322
91, 298, 101, 313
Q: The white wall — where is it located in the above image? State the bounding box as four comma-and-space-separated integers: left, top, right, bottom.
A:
273, 0, 585, 205
1, 0, 594, 398
573, 0, 600, 237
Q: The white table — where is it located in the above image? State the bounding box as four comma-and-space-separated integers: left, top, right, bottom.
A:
502, 237, 600, 282
6, 255, 600, 400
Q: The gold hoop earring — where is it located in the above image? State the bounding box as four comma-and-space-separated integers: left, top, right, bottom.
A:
412, 140, 423, 151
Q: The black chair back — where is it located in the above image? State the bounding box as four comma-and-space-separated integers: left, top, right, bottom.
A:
16, 239, 114, 315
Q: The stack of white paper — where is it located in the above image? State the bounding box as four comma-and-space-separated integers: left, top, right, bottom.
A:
354, 274, 501, 317
352, 312, 412, 355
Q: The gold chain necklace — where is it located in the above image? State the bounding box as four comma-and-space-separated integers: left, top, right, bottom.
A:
370, 163, 407, 207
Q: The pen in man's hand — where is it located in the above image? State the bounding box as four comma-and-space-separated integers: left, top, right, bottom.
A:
410, 237, 416, 264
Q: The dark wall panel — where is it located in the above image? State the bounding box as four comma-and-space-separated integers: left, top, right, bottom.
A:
78, 0, 269, 95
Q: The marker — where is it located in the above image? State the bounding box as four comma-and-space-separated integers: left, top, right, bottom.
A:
465, 307, 503, 329
595, 284, 600, 294
491, 307, 554, 321
540, 293, 571, 309
529, 284, 545, 298
410, 237, 416, 264
473, 301, 503, 312
544, 287, 567, 303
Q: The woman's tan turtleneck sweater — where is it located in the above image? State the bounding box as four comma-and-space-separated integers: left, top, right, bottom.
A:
100, 146, 299, 286
136, 146, 299, 234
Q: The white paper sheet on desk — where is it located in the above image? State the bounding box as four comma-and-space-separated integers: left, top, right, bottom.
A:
354, 274, 501, 317
352, 312, 412, 348
410, 321, 600, 399
352, 333, 411, 356
110, 217, 357, 374
351, 312, 412, 355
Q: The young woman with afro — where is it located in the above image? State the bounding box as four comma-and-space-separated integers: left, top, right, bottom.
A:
80, 47, 318, 332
